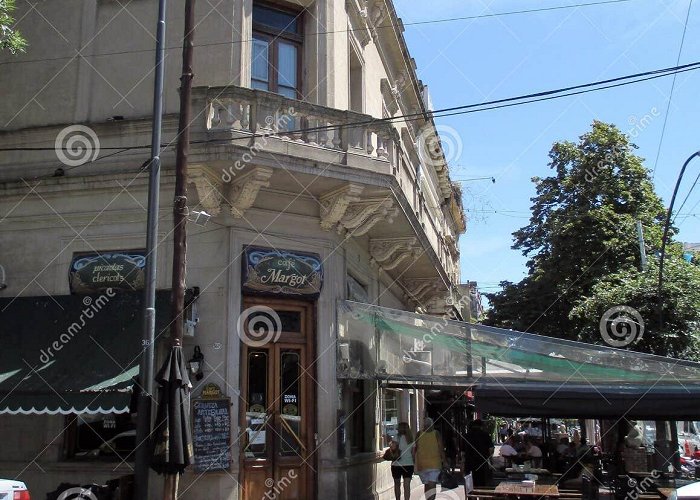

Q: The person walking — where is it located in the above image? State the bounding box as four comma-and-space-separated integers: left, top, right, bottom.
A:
391, 422, 414, 500
413, 417, 446, 500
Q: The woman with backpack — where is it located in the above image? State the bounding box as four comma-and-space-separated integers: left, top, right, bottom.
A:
413, 417, 446, 500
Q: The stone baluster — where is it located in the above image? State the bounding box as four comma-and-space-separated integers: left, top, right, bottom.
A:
366, 129, 375, 156
318, 119, 329, 148
331, 122, 342, 149
239, 100, 251, 131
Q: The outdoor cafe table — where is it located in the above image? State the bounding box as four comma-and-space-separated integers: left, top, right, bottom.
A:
495, 482, 560, 498
505, 468, 552, 476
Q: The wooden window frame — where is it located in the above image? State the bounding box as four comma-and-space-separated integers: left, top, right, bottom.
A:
252, 1, 304, 99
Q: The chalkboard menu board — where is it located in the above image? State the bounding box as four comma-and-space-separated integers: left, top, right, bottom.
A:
192, 398, 231, 472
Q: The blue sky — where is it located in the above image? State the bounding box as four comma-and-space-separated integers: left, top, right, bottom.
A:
394, 0, 700, 299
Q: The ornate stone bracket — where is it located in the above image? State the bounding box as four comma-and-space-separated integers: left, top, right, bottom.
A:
401, 278, 445, 304
319, 183, 364, 231
227, 166, 273, 218
189, 165, 224, 216
369, 237, 421, 271
339, 198, 399, 237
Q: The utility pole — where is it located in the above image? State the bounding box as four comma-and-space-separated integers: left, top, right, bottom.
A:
134, 0, 168, 496
161, 5, 195, 497
171, 0, 196, 349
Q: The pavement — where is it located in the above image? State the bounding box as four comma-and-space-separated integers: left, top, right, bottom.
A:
403, 476, 466, 499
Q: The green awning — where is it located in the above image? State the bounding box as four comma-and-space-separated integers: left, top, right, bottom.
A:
338, 301, 700, 418
0, 291, 171, 415
338, 300, 700, 387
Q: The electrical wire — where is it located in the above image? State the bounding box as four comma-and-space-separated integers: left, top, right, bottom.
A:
650, 0, 694, 180
0, 0, 635, 67
3, 60, 700, 155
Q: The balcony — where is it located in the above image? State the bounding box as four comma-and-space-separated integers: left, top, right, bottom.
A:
191, 86, 459, 293
196, 87, 397, 172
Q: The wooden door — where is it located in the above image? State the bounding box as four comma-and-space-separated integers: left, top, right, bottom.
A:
240, 298, 315, 500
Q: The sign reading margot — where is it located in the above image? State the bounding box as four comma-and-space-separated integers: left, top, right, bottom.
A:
69, 251, 146, 293
242, 246, 323, 297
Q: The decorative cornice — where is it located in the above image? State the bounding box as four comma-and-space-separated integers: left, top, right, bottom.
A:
189, 164, 224, 216
369, 236, 421, 270
227, 166, 273, 218
369, 236, 417, 263
319, 183, 364, 231
338, 198, 399, 237
401, 278, 445, 304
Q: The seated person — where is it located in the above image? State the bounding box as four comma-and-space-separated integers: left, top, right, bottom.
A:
576, 438, 592, 461
499, 437, 519, 468
556, 437, 570, 456
525, 439, 543, 468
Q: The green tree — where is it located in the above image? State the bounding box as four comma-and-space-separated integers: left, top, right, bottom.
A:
571, 256, 700, 360
1, 0, 26, 54
485, 121, 668, 340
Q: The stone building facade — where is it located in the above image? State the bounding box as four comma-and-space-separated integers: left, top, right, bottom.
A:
0, 1, 467, 498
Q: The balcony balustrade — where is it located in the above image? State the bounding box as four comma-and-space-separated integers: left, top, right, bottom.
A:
201, 87, 396, 164
194, 86, 456, 284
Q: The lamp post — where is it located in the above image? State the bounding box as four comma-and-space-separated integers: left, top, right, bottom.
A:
657, 150, 700, 327
134, 0, 168, 497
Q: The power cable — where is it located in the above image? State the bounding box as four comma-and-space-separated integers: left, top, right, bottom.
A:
651, 0, 694, 180
0, 0, 635, 67
3, 60, 700, 155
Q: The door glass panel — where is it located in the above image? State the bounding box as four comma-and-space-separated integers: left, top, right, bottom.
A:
277, 42, 297, 91
252, 37, 269, 91
245, 350, 268, 458
279, 350, 302, 457
276, 310, 301, 333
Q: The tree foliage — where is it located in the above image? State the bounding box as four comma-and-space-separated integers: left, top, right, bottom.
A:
485, 121, 700, 359
571, 257, 700, 359
1, 0, 26, 54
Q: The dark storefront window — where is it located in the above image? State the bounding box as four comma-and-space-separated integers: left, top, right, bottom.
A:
64, 413, 135, 461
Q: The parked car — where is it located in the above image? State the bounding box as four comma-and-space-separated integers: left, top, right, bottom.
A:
0, 478, 30, 499
670, 480, 700, 499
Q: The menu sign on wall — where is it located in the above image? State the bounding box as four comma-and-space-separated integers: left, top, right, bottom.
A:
192, 397, 231, 472
69, 251, 146, 294
242, 246, 323, 298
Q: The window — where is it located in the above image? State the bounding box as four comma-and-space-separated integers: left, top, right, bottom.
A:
339, 379, 375, 456
381, 389, 399, 447
252, 3, 303, 98
63, 413, 135, 461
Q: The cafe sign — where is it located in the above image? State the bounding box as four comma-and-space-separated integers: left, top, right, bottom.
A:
242, 246, 323, 297
69, 251, 146, 294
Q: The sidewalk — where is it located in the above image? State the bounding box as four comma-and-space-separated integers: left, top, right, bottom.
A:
405, 476, 466, 500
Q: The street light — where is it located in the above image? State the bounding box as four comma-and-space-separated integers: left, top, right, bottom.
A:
657, 150, 700, 327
